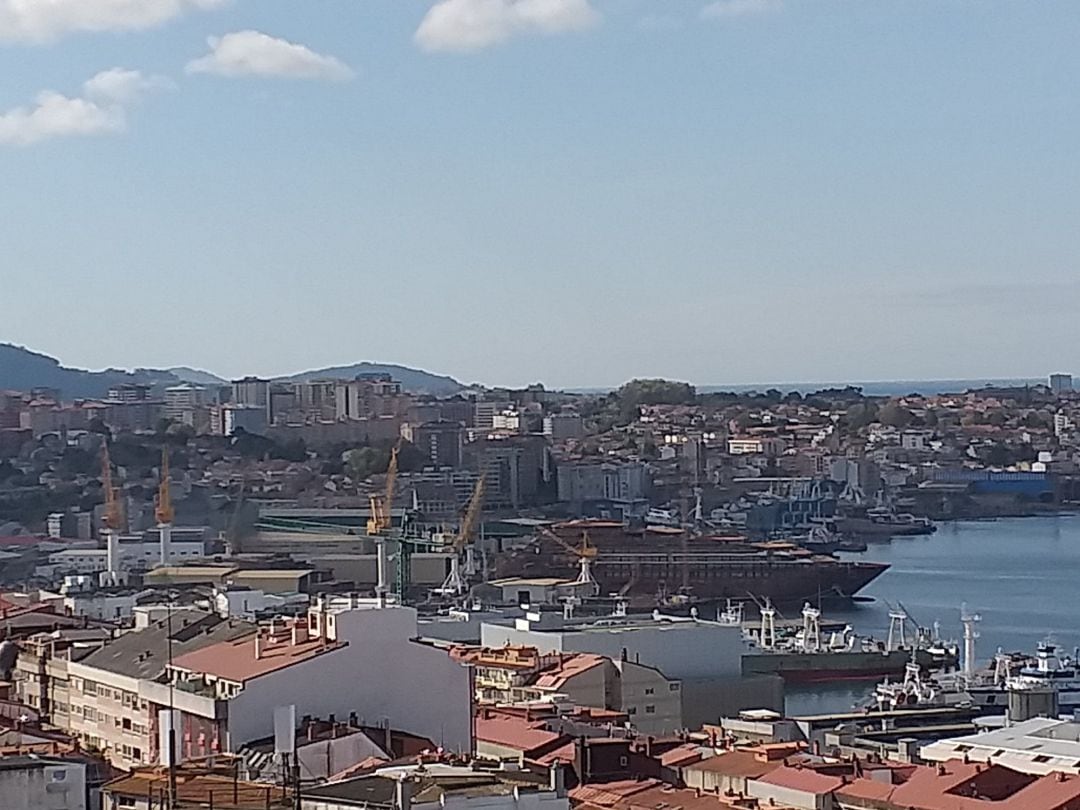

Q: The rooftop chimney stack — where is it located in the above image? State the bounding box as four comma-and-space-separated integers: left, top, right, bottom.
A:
254, 632, 262, 660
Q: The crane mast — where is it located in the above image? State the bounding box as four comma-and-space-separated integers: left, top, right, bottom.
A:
155, 447, 174, 566
437, 476, 486, 597
100, 443, 124, 585
366, 441, 400, 536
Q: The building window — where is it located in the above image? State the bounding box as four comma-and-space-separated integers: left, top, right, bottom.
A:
644, 688, 654, 695
619, 756, 628, 768
669, 683, 680, 692
645, 705, 656, 714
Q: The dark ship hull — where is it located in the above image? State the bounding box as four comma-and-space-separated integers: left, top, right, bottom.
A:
496, 521, 888, 607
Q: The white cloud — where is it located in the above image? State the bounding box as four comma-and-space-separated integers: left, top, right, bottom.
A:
0, 0, 227, 42
83, 67, 174, 105
185, 30, 354, 80
0, 68, 168, 147
701, 0, 782, 19
415, 0, 600, 53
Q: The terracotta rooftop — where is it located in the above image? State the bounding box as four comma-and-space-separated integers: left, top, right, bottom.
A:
686, 746, 801, 779
473, 714, 566, 756
835, 759, 1080, 810
574, 780, 765, 810
755, 764, 847, 795
171, 624, 345, 684
533, 653, 607, 690
104, 769, 289, 809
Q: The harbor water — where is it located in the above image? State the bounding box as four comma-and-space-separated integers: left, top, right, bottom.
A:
784, 515, 1080, 715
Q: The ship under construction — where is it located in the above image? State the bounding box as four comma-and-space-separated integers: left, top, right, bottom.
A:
493, 520, 888, 607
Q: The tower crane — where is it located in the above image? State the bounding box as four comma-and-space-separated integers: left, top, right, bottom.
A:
366, 440, 401, 536
155, 447, 175, 566
437, 476, 486, 597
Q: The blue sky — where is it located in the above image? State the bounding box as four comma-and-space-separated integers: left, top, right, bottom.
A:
2, 0, 1079, 389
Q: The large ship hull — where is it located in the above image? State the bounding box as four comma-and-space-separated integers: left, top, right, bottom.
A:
742, 648, 942, 683
496, 523, 888, 607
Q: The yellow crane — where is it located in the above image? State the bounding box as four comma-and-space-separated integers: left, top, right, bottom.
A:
366, 440, 401, 536
155, 447, 175, 566
437, 476, 486, 596
539, 526, 599, 594
155, 446, 174, 525
100, 443, 123, 532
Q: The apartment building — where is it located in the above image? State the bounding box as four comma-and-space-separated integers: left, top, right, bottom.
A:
451, 646, 682, 736
164, 599, 472, 756
64, 611, 255, 769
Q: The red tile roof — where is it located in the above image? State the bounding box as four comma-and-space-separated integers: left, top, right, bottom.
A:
473, 715, 565, 756
533, 654, 607, 690
755, 764, 846, 795
171, 627, 345, 684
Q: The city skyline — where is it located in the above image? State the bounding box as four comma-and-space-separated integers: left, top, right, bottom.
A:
4, 1, 1080, 387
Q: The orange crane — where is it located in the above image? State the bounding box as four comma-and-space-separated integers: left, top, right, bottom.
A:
539, 526, 599, 594
155, 446, 174, 525
100, 443, 124, 532
155, 447, 174, 566
366, 440, 401, 536
437, 476, 485, 596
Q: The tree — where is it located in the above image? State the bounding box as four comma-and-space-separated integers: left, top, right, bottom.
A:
879, 403, 914, 428
345, 446, 389, 481
846, 402, 879, 430
615, 379, 696, 423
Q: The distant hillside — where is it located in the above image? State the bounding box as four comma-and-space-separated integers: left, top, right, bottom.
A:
281, 362, 464, 396
165, 367, 228, 386
0, 344, 215, 400
0, 344, 465, 400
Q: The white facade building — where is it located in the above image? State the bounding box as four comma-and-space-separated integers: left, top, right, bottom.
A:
170, 600, 473, 755
0, 757, 87, 810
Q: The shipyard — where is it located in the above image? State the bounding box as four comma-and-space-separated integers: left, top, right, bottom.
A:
2, 364, 1080, 810
3, 2, 1079, 808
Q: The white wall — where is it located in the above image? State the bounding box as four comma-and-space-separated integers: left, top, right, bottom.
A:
481, 620, 745, 680
0, 761, 86, 810
227, 606, 472, 753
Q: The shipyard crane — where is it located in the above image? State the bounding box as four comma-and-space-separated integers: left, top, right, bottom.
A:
539, 526, 599, 594
155, 447, 175, 566
366, 440, 401, 536
436, 476, 486, 597
100, 443, 124, 585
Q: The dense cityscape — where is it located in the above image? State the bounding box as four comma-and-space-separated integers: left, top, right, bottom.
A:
3, 346, 1080, 809
5, 0, 1080, 807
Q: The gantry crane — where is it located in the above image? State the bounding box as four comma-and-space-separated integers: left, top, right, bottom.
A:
366, 440, 401, 536
100, 443, 124, 584
101, 443, 124, 532
539, 526, 599, 594
436, 476, 486, 596
155, 447, 174, 565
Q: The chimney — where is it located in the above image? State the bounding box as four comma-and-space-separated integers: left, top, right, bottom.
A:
395, 777, 413, 810
307, 722, 316, 743
549, 762, 566, 797
254, 632, 262, 660
292, 624, 302, 646
349, 711, 358, 727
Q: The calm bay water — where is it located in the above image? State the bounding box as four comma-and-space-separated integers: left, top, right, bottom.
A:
785, 515, 1080, 715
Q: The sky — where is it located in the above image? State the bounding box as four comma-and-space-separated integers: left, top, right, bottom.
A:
2, 0, 1080, 390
